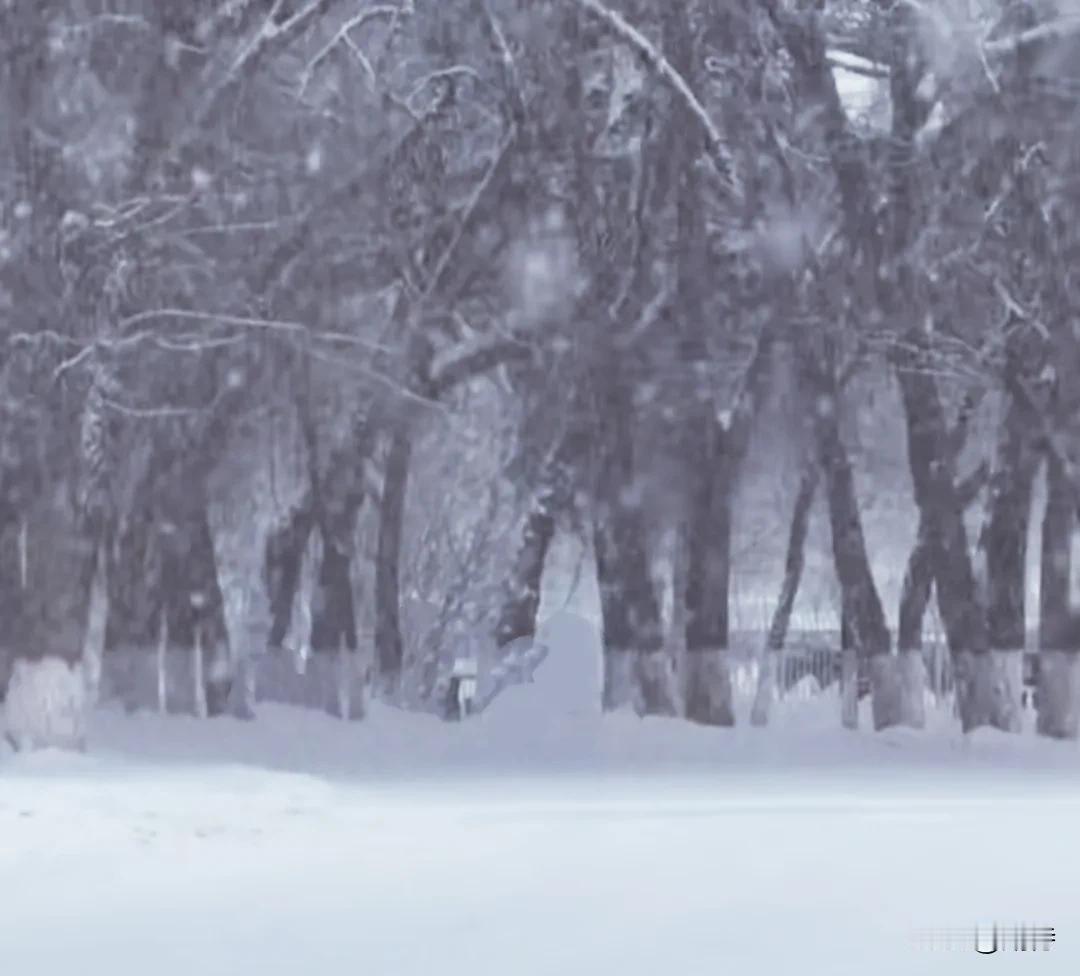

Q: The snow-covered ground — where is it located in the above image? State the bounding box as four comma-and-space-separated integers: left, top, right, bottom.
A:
4, 621, 1080, 975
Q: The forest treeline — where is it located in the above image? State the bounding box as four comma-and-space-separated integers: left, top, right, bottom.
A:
3, 0, 1080, 747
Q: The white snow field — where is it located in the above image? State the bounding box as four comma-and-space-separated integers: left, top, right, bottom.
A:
4, 618, 1080, 976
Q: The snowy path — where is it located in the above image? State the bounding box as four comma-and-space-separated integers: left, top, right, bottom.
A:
4, 703, 1080, 974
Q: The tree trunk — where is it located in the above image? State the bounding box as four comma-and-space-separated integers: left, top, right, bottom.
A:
751, 460, 819, 726
265, 395, 373, 677
592, 364, 670, 714
816, 397, 891, 656
81, 543, 109, 707
310, 541, 358, 655
106, 487, 231, 717
892, 351, 992, 730
683, 415, 736, 727
839, 608, 859, 730
1039, 452, 1072, 651
494, 493, 558, 649
2, 487, 92, 751
375, 426, 412, 685
161, 503, 232, 717
984, 416, 1037, 652
1037, 452, 1080, 738
959, 396, 1039, 732
809, 369, 892, 729
265, 499, 316, 650
493, 422, 585, 651
594, 506, 671, 714
897, 514, 935, 653
668, 521, 689, 652
0, 2, 94, 751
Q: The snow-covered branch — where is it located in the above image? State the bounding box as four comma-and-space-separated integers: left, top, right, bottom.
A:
983, 16, 1080, 57
421, 125, 518, 304
298, 4, 400, 97
829, 11, 1080, 67
118, 308, 390, 352
569, 0, 741, 202
121, 308, 310, 335
429, 339, 533, 397
475, 0, 525, 124
189, 0, 347, 137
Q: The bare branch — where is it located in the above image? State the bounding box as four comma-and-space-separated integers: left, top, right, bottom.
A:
101, 396, 212, 419
570, 0, 740, 201
421, 125, 518, 305
121, 308, 310, 335
298, 4, 399, 97
52, 344, 96, 382
306, 346, 448, 413
475, 0, 525, 124
957, 461, 989, 509
983, 16, 1080, 57
188, 0, 347, 138
429, 339, 533, 397
992, 277, 1050, 340
614, 286, 672, 350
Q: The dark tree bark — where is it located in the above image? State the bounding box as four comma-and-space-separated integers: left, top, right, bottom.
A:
0, 2, 101, 748
265, 499, 316, 650
683, 428, 733, 652
106, 478, 232, 716
949, 385, 1041, 732
769, 461, 820, 653
893, 347, 994, 728
159, 501, 231, 716
1039, 451, 1072, 652
682, 413, 736, 726
751, 458, 819, 726
664, 0, 766, 728
374, 425, 412, 683
493, 413, 586, 650
593, 500, 667, 713
104, 345, 250, 717
8, 489, 93, 667
494, 492, 558, 650
592, 357, 669, 714
1036, 451, 1080, 739
820, 436, 890, 657
894, 351, 986, 650
983, 399, 1040, 655
803, 351, 894, 728
896, 513, 935, 653
809, 367, 891, 659
310, 542, 358, 654
308, 400, 373, 656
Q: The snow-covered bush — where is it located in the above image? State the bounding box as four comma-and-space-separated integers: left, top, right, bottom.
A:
3, 657, 87, 752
